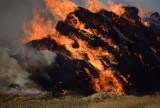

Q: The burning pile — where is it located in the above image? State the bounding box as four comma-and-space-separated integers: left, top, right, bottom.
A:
4, 0, 159, 95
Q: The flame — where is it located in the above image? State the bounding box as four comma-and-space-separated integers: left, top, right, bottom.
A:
50, 28, 125, 95
23, 8, 56, 42
22, 0, 129, 95
85, 0, 125, 16
105, 1, 125, 16
141, 19, 150, 27
90, 69, 125, 95
45, 0, 78, 21
62, 89, 73, 95
52, 34, 115, 71
23, 0, 78, 42
85, 0, 105, 13
23, 0, 126, 42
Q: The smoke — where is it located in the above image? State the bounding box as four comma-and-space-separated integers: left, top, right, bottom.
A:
38, 50, 57, 65
0, 0, 30, 49
15, 48, 57, 69
0, 0, 45, 50
0, 49, 29, 93
0, 0, 57, 94
0, 47, 57, 94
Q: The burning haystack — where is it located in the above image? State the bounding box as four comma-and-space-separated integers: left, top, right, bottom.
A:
26, 2, 160, 95
1, 0, 159, 95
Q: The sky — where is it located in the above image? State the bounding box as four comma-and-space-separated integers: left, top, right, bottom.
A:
120, 0, 160, 12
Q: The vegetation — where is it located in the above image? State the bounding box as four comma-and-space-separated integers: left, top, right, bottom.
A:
0, 92, 160, 108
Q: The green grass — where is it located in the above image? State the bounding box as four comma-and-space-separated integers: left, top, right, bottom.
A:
0, 92, 160, 108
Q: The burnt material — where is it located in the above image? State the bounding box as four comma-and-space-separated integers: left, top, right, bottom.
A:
34, 53, 99, 94
29, 6, 160, 94
27, 36, 71, 56
151, 12, 160, 18
123, 7, 139, 19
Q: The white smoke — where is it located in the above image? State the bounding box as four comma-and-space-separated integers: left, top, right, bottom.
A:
0, 0, 56, 94
0, 47, 57, 94
0, 49, 29, 93
14, 47, 57, 69
38, 50, 57, 65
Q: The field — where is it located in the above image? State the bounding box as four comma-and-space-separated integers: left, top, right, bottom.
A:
0, 92, 160, 108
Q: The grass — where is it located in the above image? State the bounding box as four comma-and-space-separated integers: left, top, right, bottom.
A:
0, 92, 160, 108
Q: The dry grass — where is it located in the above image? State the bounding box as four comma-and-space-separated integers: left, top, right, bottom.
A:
0, 92, 160, 108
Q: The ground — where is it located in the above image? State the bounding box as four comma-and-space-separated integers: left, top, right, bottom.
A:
0, 92, 160, 108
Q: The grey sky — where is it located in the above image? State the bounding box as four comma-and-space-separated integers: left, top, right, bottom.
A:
120, 0, 160, 12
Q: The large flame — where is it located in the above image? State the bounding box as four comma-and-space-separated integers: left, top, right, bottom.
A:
23, 0, 127, 42
22, 0, 135, 95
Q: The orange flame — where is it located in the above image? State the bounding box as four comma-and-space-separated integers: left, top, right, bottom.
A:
23, 0, 128, 95
23, 8, 56, 42
62, 89, 73, 95
90, 69, 125, 95
45, 0, 78, 21
105, 1, 125, 16
141, 19, 150, 27
85, 0, 125, 16
85, 0, 105, 13
50, 32, 125, 95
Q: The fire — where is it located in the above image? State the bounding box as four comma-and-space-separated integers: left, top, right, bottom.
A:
85, 0, 105, 13
138, 5, 151, 26
23, 0, 126, 42
23, 0, 131, 95
23, 8, 56, 42
52, 34, 114, 71
91, 69, 125, 95
141, 19, 150, 27
62, 89, 73, 95
50, 12, 119, 71
45, 0, 78, 21
50, 26, 125, 95
105, 1, 125, 16
85, 0, 125, 16
23, 0, 78, 42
